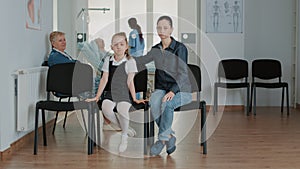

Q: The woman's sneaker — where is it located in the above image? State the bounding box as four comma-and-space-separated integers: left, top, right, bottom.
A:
119, 134, 128, 152
166, 135, 176, 155
150, 140, 165, 156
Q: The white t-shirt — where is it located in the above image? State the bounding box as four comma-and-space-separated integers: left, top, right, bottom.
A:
102, 56, 138, 74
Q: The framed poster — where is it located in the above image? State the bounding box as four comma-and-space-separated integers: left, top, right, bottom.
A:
26, 0, 41, 30
206, 0, 243, 33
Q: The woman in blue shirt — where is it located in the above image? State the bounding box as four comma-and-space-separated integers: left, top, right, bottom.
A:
48, 31, 77, 67
128, 18, 145, 57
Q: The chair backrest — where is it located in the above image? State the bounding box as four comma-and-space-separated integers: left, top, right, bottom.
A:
188, 64, 201, 92
252, 59, 282, 80
218, 59, 248, 81
134, 64, 148, 94
47, 62, 93, 96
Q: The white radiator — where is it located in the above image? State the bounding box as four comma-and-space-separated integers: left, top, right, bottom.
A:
14, 66, 48, 131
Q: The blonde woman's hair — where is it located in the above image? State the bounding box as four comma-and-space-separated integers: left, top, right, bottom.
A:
111, 32, 131, 59
49, 31, 65, 47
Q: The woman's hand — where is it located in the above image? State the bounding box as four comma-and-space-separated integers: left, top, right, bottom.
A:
162, 91, 175, 102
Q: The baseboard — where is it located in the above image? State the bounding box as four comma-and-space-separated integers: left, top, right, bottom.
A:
0, 119, 55, 161
206, 105, 245, 112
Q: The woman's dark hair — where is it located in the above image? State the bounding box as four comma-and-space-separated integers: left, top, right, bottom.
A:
157, 15, 173, 28
128, 17, 144, 43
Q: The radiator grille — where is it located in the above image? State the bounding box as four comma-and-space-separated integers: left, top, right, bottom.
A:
14, 66, 48, 131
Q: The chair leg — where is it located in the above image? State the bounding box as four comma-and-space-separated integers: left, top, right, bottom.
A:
246, 86, 250, 116
249, 84, 253, 112
214, 85, 218, 114
96, 107, 101, 146
52, 112, 59, 134
62, 111, 68, 128
286, 86, 289, 116
34, 107, 39, 155
143, 106, 149, 155
62, 97, 71, 129
87, 102, 94, 155
253, 86, 256, 116
200, 101, 207, 154
41, 109, 47, 146
52, 97, 62, 134
281, 87, 284, 113
149, 110, 155, 146
80, 109, 88, 134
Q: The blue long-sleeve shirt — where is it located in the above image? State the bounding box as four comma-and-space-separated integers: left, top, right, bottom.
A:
48, 49, 76, 67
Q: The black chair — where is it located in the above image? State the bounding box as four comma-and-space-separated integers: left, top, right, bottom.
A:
41, 61, 88, 134
34, 62, 98, 155
250, 59, 289, 116
148, 64, 207, 154
214, 59, 250, 115
97, 65, 150, 154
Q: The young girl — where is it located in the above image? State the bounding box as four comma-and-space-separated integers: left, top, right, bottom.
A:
86, 32, 145, 152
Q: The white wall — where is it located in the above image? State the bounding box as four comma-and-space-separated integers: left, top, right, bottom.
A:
244, 0, 294, 106
178, 0, 199, 65
297, 0, 300, 105
201, 0, 245, 106
0, 0, 53, 151
200, 0, 294, 107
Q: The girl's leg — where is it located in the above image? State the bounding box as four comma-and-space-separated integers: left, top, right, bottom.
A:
116, 101, 132, 152
101, 99, 120, 127
116, 101, 132, 135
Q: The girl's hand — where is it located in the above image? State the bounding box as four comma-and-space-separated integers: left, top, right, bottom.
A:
85, 97, 99, 102
134, 99, 148, 104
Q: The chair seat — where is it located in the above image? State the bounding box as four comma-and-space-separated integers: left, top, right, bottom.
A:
130, 102, 149, 111
175, 101, 200, 111
253, 82, 288, 88
36, 100, 89, 111
215, 82, 249, 89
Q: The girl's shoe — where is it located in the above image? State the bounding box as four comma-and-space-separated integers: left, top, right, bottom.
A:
119, 134, 128, 152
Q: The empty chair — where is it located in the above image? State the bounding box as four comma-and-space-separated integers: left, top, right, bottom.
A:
250, 59, 289, 115
214, 59, 250, 115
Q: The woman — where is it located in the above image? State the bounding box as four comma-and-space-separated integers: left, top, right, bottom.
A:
128, 17, 145, 57
48, 31, 77, 67
136, 15, 192, 156
86, 32, 145, 153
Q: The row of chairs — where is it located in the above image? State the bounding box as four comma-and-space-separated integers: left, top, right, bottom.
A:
214, 59, 289, 116
33, 62, 207, 155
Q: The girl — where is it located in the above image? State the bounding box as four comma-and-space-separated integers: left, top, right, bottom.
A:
86, 32, 145, 152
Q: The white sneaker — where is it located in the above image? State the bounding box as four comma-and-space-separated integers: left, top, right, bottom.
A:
119, 134, 128, 152
127, 127, 136, 137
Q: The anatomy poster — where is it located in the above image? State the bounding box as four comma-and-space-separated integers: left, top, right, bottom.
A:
26, 0, 41, 30
206, 0, 243, 33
